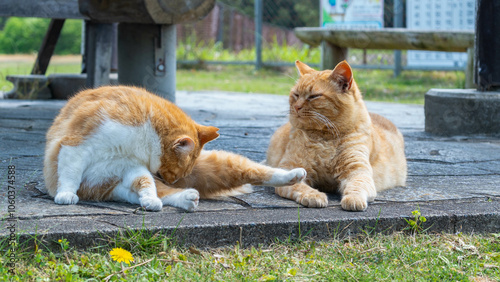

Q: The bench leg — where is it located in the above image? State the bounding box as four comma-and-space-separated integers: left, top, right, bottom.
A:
321, 41, 347, 70
465, 47, 475, 89
118, 24, 176, 102
31, 19, 65, 75
84, 21, 114, 88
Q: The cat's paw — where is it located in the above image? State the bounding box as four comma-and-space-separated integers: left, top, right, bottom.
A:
54, 192, 79, 205
266, 168, 307, 186
298, 190, 328, 208
140, 196, 163, 211
176, 189, 200, 212
288, 168, 307, 184
341, 194, 368, 211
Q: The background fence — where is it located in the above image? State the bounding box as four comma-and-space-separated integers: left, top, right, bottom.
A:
176, 0, 406, 70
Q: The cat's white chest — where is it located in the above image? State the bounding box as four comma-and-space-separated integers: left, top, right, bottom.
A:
66, 119, 162, 186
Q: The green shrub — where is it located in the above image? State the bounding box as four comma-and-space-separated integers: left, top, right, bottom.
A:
176, 35, 320, 65
0, 17, 81, 55
55, 19, 82, 55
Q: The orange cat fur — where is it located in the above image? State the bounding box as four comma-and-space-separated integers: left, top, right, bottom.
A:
44, 86, 306, 211
266, 61, 407, 211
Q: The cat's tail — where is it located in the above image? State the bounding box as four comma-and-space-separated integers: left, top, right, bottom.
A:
201, 184, 253, 199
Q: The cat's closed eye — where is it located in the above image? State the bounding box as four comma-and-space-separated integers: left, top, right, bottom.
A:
307, 94, 322, 101
292, 93, 299, 100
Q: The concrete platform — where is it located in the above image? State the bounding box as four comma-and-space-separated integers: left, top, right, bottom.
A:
1, 91, 500, 249
425, 88, 500, 136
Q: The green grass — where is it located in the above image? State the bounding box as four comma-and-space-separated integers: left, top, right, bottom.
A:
0, 58, 80, 93
176, 66, 298, 95
2, 231, 499, 281
177, 66, 465, 104
355, 69, 465, 104
0, 55, 465, 104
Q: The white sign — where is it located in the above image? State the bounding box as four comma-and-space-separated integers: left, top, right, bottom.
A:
407, 0, 476, 68
321, 0, 384, 29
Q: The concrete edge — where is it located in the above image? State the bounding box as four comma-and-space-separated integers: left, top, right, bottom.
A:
3, 199, 499, 251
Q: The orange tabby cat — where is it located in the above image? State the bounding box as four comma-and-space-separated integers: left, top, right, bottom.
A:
44, 86, 306, 211
267, 61, 407, 211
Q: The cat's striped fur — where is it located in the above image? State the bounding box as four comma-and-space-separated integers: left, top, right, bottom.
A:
267, 61, 407, 211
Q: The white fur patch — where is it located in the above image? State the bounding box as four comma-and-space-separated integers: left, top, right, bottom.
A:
110, 166, 163, 211
54, 191, 79, 205
263, 168, 307, 186
55, 145, 88, 204
161, 188, 200, 212
55, 118, 163, 208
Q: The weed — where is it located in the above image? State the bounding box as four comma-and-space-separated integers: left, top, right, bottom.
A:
404, 206, 428, 235
276, 205, 314, 245
361, 208, 382, 236
57, 238, 70, 251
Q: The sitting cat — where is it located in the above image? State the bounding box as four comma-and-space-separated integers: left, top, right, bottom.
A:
44, 86, 306, 211
266, 61, 407, 211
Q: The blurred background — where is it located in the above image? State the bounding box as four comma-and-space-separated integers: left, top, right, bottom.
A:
0, 0, 471, 103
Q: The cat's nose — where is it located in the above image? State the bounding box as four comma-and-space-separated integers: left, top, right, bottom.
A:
294, 104, 302, 113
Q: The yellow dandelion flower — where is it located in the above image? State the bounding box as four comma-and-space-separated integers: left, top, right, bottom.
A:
58, 239, 62, 243
109, 248, 134, 264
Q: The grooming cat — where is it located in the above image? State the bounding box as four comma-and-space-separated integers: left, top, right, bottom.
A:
267, 61, 407, 211
44, 86, 306, 211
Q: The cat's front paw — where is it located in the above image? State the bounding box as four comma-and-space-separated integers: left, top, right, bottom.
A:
140, 196, 163, 211
176, 189, 200, 212
288, 168, 307, 184
266, 168, 307, 186
341, 194, 368, 211
54, 192, 79, 205
298, 190, 328, 208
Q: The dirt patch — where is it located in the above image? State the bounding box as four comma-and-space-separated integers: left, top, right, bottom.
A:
0, 54, 81, 63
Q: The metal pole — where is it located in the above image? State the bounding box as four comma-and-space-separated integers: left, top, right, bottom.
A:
475, 0, 500, 91
118, 23, 176, 102
216, 4, 224, 44
393, 0, 403, 77
254, 0, 262, 71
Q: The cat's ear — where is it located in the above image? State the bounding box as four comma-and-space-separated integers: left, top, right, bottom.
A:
330, 60, 353, 91
295, 60, 315, 76
173, 136, 195, 155
198, 125, 219, 146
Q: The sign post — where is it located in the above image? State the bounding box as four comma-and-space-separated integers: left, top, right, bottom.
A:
319, 0, 384, 69
320, 0, 384, 28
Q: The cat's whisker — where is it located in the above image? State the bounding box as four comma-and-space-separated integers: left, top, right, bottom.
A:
311, 112, 340, 139
281, 109, 292, 116
309, 115, 323, 129
152, 173, 163, 181
283, 73, 300, 84
312, 115, 335, 137
299, 110, 331, 135
300, 111, 317, 127
324, 118, 340, 139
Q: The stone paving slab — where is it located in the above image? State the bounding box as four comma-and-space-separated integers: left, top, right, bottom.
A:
1, 90, 499, 249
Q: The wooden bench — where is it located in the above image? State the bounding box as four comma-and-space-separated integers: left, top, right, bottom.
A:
294, 27, 475, 87
0, 0, 215, 101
